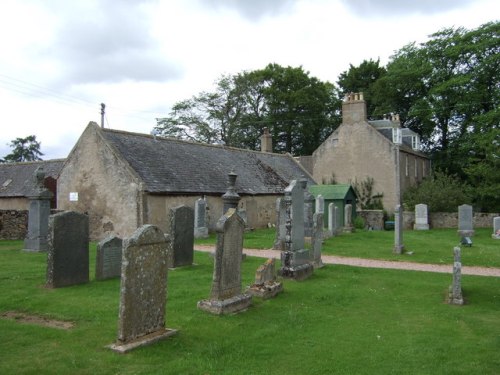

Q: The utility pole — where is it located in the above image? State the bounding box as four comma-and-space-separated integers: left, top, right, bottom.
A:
100, 103, 106, 128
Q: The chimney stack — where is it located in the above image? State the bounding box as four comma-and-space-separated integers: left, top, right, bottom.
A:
260, 127, 273, 153
342, 92, 367, 125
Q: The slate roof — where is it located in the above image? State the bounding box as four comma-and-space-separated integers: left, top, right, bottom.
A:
0, 159, 65, 198
309, 184, 357, 200
100, 127, 314, 195
368, 120, 424, 155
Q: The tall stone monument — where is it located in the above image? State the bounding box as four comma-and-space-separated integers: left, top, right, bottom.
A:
194, 197, 209, 239
311, 212, 324, 269
198, 208, 252, 314
278, 180, 313, 280
302, 178, 314, 238
109, 225, 177, 353
169, 205, 194, 268
393, 204, 404, 254
46, 211, 89, 288
343, 203, 353, 233
23, 167, 53, 252
273, 197, 287, 250
448, 246, 464, 305
315, 194, 325, 214
414, 203, 429, 230
328, 203, 337, 237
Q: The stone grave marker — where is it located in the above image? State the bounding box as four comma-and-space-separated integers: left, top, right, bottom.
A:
311, 212, 324, 269
95, 236, 122, 280
328, 203, 337, 237
315, 194, 325, 214
273, 197, 287, 250
302, 178, 314, 238
492, 216, 500, 239
393, 204, 404, 254
169, 205, 194, 268
46, 211, 89, 288
343, 203, 353, 233
109, 225, 177, 353
198, 208, 252, 315
414, 203, 429, 230
194, 197, 209, 239
247, 258, 283, 299
448, 246, 464, 305
278, 179, 313, 280
458, 204, 474, 237
23, 167, 53, 252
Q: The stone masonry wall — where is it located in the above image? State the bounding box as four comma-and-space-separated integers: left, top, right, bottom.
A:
0, 210, 28, 240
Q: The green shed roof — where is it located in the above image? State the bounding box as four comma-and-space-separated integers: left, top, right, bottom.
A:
309, 184, 357, 200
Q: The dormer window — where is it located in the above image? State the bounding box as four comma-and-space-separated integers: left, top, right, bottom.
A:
392, 128, 402, 145
412, 135, 420, 150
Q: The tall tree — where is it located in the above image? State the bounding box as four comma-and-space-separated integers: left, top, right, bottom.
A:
2, 135, 44, 162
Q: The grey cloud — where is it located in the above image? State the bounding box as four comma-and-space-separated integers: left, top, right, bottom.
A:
200, 0, 297, 20
339, 0, 476, 17
46, 0, 182, 85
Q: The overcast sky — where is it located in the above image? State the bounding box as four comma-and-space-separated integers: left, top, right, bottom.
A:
0, 0, 497, 160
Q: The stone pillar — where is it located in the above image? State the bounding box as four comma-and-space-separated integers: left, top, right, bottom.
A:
315, 194, 324, 214
273, 197, 286, 250
23, 167, 53, 252
221, 171, 240, 216
448, 247, 464, 305
311, 212, 324, 269
328, 203, 336, 236
393, 204, 404, 254
302, 178, 314, 238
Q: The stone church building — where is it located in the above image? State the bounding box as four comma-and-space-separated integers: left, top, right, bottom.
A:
310, 93, 430, 211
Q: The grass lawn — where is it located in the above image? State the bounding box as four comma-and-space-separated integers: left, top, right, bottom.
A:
196, 227, 500, 268
1, 240, 499, 374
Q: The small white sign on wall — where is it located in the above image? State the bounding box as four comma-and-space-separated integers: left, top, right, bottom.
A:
69, 192, 78, 202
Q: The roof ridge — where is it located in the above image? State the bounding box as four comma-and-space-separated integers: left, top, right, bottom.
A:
0, 158, 66, 166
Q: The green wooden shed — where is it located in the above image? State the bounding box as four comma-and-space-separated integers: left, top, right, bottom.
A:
309, 184, 357, 228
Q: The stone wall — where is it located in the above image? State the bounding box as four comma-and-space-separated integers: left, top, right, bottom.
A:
0, 210, 28, 239
357, 210, 384, 230
403, 211, 498, 230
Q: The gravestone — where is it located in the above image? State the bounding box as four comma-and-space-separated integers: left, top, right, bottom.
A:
194, 197, 209, 239
302, 178, 314, 238
247, 258, 283, 299
343, 203, 353, 233
169, 205, 194, 268
109, 225, 177, 353
95, 236, 122, 280
273, 197, 287, 250
311, 212, 324, 269
414, 203, 429, 230
393, 204, 404, 254
328, 203, 337, 237
458, 204, 474, 237
198, 208, 252, 315
315, 194, 325, 214
448, 246, 464, 305
46, 211, 89, 288
23, 167, 53, 252
492, 217, 500, 239
278, 180, 313, 280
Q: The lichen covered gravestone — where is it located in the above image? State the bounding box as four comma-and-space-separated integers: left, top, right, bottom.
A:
311, 212, 324, 269
447, 246, 464, 305
169, 205, 194, 268
109, 225, 176, 353
198, 208, 252, 315
247, 258, 283, 299
95, 236, 122, 281
46, 211, 89, 288
393, 204, 405, 254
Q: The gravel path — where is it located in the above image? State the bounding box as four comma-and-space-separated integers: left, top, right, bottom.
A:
194, 245, 500, 277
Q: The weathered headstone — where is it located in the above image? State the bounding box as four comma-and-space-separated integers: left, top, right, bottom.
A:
448, 246, 464, 305
273, 197, 287, 250
247, 258, 283, 299
278, 180, 313, 280
169, 205, 194, 268
311, 212, 324, 269
46, 211, 89, 288
302, 178, 314, 238
458, 204, 474, 237
492, 216, 500, 239
414, 203, 429, 230
343, 203, 353, 233
109, 225, 177, 353
328, 203, 337, 237
393, 205, 404, 254
23, 167, 53, 252
198, 208, 252, 314
194, 197, 209, 239
315, 194, 325, 214
95, 236, 122, 280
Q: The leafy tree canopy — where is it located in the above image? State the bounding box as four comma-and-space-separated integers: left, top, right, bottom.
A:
2, 135, 44, 163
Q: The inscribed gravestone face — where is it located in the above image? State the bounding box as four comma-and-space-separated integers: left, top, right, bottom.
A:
194, 198, 209, 239
198, 208, 251, 314
311, 212, 324, 269
110, 225, 176, 353
393, 205, 404, 254
95, 236, 122, 280
414, 203, 429, 230
170, 205, 194, 267
278, 179, 313, 280
493, 217, 500, 239
458, 204, 474, 237
46, 211, 89, 288
273, 197, 286, 250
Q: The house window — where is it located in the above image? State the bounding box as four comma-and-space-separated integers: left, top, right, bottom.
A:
405, 155, 409, 177
331, 138, 338, 147
412, 135, 420, 150
392, 128, 402, 145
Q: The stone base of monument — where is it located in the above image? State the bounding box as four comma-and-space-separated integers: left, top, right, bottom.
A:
343, 225, 354, 233
447, 286, 464, 306
278, 263, 314, 281
197, 293, 252, 315
194, 227, 209, 239
414, 223, 429, 230
23, 238, 48, 252
312, 259, 324, 269
247, 281, 283, 299
108, 328, 178, 354
458, 230, 475, 237
393, 245, 405, 254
